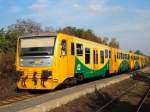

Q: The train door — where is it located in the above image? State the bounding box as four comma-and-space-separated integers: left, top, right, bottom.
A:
59, 39, 68, 77
67, 39, 75, 77
139, 56, 142, 69
129, 52, 134, 71
93, 49, 99, 70
109, 48, 118, 74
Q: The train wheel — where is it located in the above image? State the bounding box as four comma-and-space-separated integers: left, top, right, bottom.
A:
77, 74, 84, 82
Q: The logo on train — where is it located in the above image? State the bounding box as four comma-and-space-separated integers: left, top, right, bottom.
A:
77, 64, 81, 71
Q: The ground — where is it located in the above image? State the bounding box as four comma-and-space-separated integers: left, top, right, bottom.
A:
50, 78, 139, 112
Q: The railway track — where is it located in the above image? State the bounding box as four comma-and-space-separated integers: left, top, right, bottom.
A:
0, 92, 41, 106
96, 83, 150, 112
136, 86, 150, 112
95, 83, 137, 112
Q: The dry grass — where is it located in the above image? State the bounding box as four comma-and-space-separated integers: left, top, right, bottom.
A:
0, 51, 15, 74
0, 51, 17, 99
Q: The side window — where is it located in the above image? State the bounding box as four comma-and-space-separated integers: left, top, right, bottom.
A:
61, 40, 67, 55
100, 50, 104, 64
71, 42, 74, 55
96, 51, 98, 64
93, 50, 98, 64
117, 52, 119, 59
76, 43, 83, 56
119, 53, 121, 59
85, 48, 90, 64
127, 54, 129, 59
105, 49, 108, 58
131, 56, 133, 60
121, 53, 123, 59
109, 50, 111, 58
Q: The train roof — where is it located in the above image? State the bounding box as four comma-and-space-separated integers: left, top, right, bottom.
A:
19, 32, 57, 38
19, 32, 146, 57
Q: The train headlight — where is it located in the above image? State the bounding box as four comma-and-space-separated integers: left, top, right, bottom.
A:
15, 71, 23, 81
20, 59, 24, 66
15, 71, 23, 76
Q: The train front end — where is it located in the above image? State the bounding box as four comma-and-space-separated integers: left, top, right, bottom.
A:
16, 33, 58, 90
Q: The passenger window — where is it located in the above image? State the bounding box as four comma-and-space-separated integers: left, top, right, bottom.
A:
71, 42, 74, 55
127, 55, 129, 59
61, 40, 67, 55
76, 43, 83, 56
93, 50, 98, 64
119, 53, 121, 59
85, 48, 90, 64
109, 50, 111, 58
105, 49, 108, 58
117, 52, 119, 59
121, 53, 123, 59
96, 51, 98, 64
100, 50, 104, 64
115, 55, 117, 62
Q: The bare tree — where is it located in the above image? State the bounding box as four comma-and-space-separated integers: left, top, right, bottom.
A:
7, 19, 43, 34
109, 38, 119, 48
102, 37, 109, 45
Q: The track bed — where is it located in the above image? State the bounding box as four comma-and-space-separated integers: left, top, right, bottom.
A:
50, 79, 150, 112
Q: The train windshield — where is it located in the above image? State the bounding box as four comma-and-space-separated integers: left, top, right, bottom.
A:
20, 37, 55, 56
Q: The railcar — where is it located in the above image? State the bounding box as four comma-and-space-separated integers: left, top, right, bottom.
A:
16, 33, 148, 90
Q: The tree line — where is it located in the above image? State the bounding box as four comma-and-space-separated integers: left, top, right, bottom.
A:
0, 19, 120, 52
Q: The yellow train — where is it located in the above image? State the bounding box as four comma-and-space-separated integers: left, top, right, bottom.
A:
16, 33, 149, 90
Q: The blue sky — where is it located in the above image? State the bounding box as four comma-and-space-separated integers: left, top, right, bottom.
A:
0, 0, 150, 55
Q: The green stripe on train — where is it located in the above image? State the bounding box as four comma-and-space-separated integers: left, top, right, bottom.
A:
119, 60, 129, 72
74, 57, 109, 79
134, 61, 139, 70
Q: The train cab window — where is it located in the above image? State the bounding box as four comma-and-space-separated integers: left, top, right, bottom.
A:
100, 50, 104, 64
61, 40, 67, 55
71, 42, 74, 55
76, 43, 83, 56
105, 49, 108, 58
85, 48, 90, 64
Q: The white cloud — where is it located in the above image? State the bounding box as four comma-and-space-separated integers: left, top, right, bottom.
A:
28, 0, 49, 17
28, 0, 124, 21
71, 0, 124, 15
